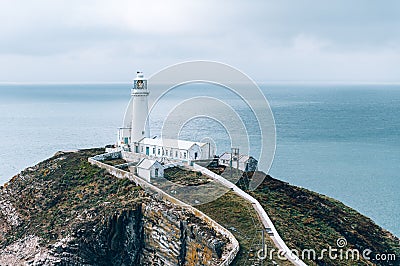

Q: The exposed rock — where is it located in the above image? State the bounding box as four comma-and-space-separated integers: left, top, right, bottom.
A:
0, 149, 231, 265
0, 199, 21, 227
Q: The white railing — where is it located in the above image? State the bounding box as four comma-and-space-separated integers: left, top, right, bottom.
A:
88, 155, 239, 266
193, 163, 307, 266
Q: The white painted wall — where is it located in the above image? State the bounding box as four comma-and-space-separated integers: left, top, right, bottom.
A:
151, 164, 164, 179
137, 167, 151, 182
117, 127, 131, 146
188, 144, 201, 160
137, 144, 197, 161
131, 94, 150, 143
200, 143, 214, 160
137, 162, 164, 182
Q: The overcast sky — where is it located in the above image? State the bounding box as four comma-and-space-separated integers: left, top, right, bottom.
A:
1, 0, 399, 83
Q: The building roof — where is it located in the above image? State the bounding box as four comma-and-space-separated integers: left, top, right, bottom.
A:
219, 152, 256, 163
239, 155, 251, 163
219, 152, 233, 160
139, 137, 207, 150
137, 158, 161, 170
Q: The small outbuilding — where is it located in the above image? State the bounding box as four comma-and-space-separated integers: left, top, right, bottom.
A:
238, 155, 258, 172
218, 152, 258, 172
136, 158, 164, 182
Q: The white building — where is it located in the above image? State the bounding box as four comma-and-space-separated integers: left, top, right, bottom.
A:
136, 158, 164, 182
116, 71, 215, 161
137, 138, 213, 161
219, 152, 258, 172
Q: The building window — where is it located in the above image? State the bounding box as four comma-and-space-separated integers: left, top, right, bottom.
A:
153, 147, 156, 154
141, 146, 143, 152
175, 151, 178, 158
184, 152, 187, 159
158, 148, 161, 155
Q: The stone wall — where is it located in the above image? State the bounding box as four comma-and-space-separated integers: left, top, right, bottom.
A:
121, 151, 147, 162
88, 155, 239, 266
91, 151, 122, 161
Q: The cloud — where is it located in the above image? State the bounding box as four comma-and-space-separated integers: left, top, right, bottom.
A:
292, 34, 330, 53
0, 0, 399, 82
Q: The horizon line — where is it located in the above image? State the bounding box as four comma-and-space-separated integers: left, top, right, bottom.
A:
1, 80, 400, 85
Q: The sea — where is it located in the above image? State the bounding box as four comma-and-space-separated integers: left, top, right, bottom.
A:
0, 83, 399, 237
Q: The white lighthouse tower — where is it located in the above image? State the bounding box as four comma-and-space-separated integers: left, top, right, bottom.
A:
114, 70, 215, 160
129, 72, 150, 151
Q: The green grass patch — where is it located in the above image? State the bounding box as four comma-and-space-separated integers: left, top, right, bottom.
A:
164, 167, 212, 186
198, 191, 293, 266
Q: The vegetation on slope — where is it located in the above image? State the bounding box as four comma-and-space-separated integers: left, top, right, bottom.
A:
205, 164, 399, 265
198, 191, 292, 266
250, 173, 399, 266
2, 148, 398, 265
0, 148, 145, 246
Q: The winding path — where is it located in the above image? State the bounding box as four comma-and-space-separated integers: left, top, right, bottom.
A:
193, 164, 307, 266
90, 151, 306, 265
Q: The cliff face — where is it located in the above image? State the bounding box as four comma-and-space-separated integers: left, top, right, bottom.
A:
141, 201, 226, 266
0, 149, 229, 266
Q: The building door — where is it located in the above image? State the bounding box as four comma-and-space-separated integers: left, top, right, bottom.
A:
146, 147, 149, 155
194, 152, 198, 159
155, 168, 159, 177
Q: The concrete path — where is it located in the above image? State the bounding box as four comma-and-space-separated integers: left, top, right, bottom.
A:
193, 164, 307, 266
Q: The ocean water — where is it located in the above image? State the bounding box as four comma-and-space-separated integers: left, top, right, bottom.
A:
0, 83, 399, 236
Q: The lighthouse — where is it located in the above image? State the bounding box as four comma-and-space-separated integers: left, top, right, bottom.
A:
130, 72, 150, 151
114, 70, 214, 161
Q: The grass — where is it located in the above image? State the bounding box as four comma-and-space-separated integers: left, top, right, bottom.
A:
0, 148, 145, 246
198, 191, 293, 266
102, 158, 127, 166
249, 174, 400, 266
204, 165, 399, 265
164, 167, 212, 186
3, 148, 398, 265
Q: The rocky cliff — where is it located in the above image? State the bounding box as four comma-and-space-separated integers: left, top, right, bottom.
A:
1, 148, 398, 266
0, 149, 230, 266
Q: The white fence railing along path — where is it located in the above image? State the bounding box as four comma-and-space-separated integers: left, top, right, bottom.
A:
193, 164, 307, 266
